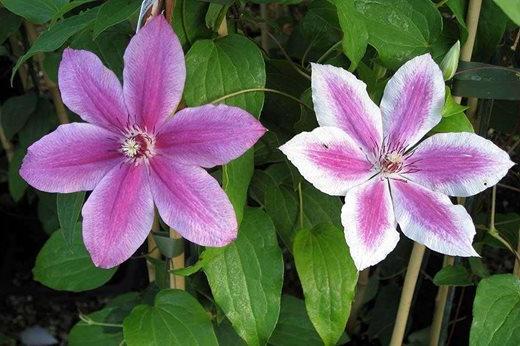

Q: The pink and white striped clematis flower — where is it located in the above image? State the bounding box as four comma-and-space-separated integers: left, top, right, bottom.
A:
281, 54, 514, 270
20, 16, 266, 268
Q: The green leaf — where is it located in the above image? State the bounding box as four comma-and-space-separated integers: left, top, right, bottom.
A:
0, 92, 38, 140
123, 289, 218, 346
8, 147, 27, 202
1, 0, 68, 24
172, 0, 213, 50
42, 51, 61, 83
184, 34, 266, 224
493, 0, 520, 25
37, 192, 60, 234
11, 8, 98, 82
69, 307, 124, 346
268, 295, 326, 346
251, 169, 298, 248
442, 87, 467, 117
94, 22, 133, 78
433, 264, 473, 286
51, 0, 98, 22
300, 182, 342, 230
93, 0, 140, 38
446, 0, 468, 42
470, 274, 520, 345
431, 112, 474, 133
452, 61, 520, 100
332, 0, 368, 70
0, 8, 22, 44
33, 222, 117, 291
293, 224, 358, 346
214, 319, 247, 346
335, 0, 443, 69
57, 191, 85, 247
203, 208, 284, 345
474, 0, 508, 62
18, 98, 57, 149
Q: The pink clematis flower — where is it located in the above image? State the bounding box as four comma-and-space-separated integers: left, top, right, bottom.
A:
281, 54, 514, 270
20, 16, 266, 268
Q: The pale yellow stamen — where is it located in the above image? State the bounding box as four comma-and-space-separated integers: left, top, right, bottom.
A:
121, 138, 140, 158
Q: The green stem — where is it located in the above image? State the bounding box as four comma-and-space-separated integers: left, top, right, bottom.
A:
316, 41, 342, 64
79, 314, 123, 328
489, 185, 520, 262
265, 30, 311, 80
210, 88, 314, 112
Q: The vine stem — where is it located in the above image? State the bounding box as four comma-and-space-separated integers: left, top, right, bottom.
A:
265, 30, 311, 80
210, 87, 313, 112
346, 268, 370, 333
316, 41, 342, 64
389, 243, 426, 346
430, 1, 483, 344
79, 314, 123, 328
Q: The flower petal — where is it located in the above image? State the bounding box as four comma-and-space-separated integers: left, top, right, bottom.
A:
280, 127, 376, 196
342, 178, 399, 270
404, 132, 514, 197
149, 156, 237, 247
381, 54, 445, 152
311, 63, 383, 156
390, 179, 479, 257
20, 123, 121, 193
82, 163, 154, 268
58, 48, 129, 131
123, 15, 185, 131
156, 104, 266, 168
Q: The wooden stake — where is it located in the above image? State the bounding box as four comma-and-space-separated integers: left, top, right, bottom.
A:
389, 243, 426, 346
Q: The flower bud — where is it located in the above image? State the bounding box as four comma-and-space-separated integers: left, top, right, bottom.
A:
440, 41, 460, 81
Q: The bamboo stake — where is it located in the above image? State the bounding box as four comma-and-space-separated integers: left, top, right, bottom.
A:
389, 243, 426, 346
430, 1, 483, 344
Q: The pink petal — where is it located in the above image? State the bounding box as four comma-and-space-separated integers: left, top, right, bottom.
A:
280, 126, 376, 196
156, 104, 266, 168
20, 123, 121, 193
342, 178, 399, 270
311, 63, 383, 156
404, 133, 514, 197
58, 48, 129, 131
381, 54, 445, 152
123, 15, 185, 131
390, 179, 479, 257
148, 156, 237, 247
82, 163, 154, 268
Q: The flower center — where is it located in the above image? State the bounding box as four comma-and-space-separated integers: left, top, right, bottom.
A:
121, 128, 155, 160
380, 151, 404, 175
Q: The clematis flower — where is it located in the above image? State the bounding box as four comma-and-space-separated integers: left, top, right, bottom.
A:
281, 54, 514, 270
20, 16, 266, 268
